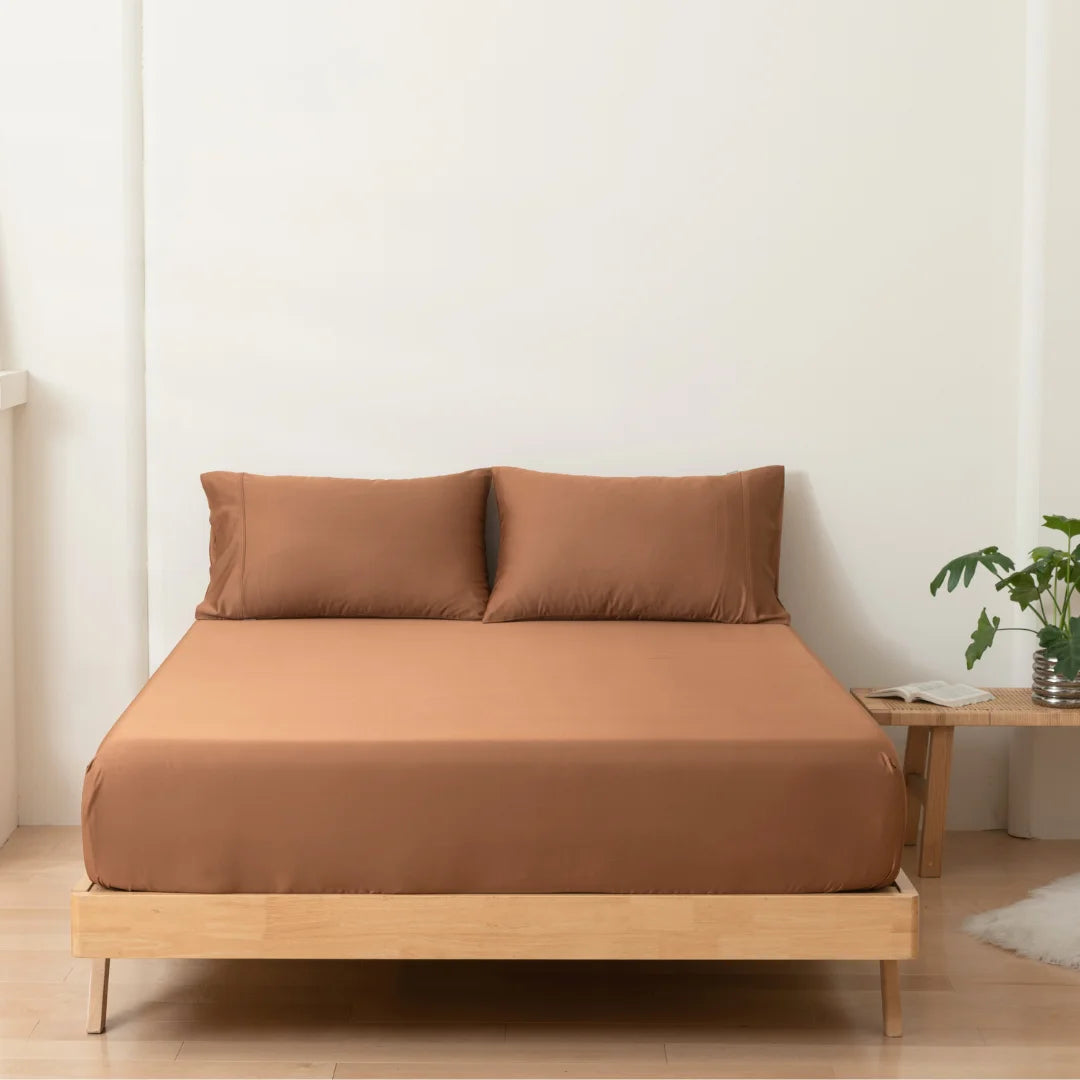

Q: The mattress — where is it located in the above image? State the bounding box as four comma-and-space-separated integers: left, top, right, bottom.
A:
82, 620, 905, 895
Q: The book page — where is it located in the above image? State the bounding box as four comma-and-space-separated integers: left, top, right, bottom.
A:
867, 680, 948, 700
917, 684, 993, 706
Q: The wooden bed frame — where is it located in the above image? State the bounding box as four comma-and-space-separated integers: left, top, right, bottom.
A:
71, 870, 918, 1037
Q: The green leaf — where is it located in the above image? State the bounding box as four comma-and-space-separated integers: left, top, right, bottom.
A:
1039, 616, 1080, 680
930, 547, 1015, 596
1042, 515, 1080, 540
994, 570, 1043, 611
1035, 558, 1058, 589
1012, 585, 1043, 611
1006, 553, 1064, 593
995, 569, 1032, 590
947, 560, 964, 592
965, 608, 1001, 669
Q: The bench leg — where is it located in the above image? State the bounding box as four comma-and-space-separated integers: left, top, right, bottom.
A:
87, 958, 110, 1034
919, 726, 954, 877
902, 727, 930, 845
879, 959, 902, 1037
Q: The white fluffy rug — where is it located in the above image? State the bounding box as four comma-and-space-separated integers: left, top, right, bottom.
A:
964, 873, 1080, 970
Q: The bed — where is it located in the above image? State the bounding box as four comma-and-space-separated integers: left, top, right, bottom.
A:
73, 618, 916, 1035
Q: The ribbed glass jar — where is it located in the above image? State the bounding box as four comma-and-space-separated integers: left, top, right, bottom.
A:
1032, 648, 1080, 708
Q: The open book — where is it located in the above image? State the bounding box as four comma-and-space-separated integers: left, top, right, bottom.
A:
866, 681, 993, 708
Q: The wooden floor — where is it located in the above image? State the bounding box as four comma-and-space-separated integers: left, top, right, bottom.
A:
2, 829, 1080, 1079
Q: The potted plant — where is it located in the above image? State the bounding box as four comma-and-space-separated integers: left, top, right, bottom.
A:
931, 515, 1080, 708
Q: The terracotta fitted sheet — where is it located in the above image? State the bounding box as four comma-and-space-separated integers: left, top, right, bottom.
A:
82, 620, 904, 895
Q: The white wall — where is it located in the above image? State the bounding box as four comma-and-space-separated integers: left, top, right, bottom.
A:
1041, 5, 1079, 525
0, 406, 14, 842
0, 1, 147, 826
1009, 0, 1080, 838
2, 0, 1069, 830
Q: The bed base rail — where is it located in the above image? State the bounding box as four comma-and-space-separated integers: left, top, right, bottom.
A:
72, 870, 917, 1037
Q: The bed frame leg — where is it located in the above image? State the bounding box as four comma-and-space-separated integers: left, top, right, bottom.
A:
879, 959, 902, 1037
87, 958, 110, 1034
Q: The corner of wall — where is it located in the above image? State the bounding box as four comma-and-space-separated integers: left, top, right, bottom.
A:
1007, 0, 1080, 840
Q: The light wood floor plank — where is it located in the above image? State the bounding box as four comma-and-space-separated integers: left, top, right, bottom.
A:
0, 1063, 333, 1079
0, 1019, 37, 1038
0, 1038, 183, 1061
332, 1067, 831, 1080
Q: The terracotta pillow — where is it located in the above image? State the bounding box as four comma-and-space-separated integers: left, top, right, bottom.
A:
196, 470, 490, 620
484, 466, 788, 624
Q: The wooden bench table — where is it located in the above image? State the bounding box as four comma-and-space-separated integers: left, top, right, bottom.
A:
851, 688, 1079, 878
